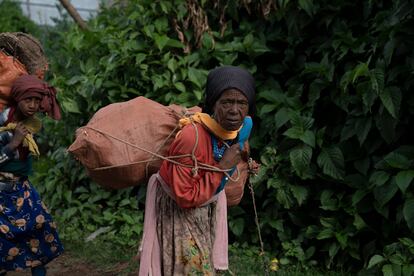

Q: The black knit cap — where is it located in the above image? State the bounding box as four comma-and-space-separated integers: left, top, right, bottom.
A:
203, 66, 255, 115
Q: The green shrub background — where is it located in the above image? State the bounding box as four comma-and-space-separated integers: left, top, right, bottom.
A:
2, 0, 414, 274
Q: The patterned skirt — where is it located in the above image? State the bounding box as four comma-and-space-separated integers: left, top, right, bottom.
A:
156, 184, 217, 275
0, 177, 63, 272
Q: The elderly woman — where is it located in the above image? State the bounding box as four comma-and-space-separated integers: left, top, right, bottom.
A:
139, 66, 256, 275
0, 75, 63, 276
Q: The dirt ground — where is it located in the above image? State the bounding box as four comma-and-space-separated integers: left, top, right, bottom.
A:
7, 253, 138, 276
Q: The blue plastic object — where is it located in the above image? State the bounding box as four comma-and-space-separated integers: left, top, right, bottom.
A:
215, 116, 253, 193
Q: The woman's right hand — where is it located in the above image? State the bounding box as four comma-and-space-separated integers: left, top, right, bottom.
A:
218, 144, 243, 170
9, 123, 29, 149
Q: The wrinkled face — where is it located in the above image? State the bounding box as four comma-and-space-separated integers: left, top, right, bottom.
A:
17, 97, 41, 118
213, 89, 249, 131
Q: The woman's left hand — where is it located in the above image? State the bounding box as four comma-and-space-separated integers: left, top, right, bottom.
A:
248, 158, 260, 175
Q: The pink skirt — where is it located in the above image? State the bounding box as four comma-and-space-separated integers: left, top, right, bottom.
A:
138, 173, 228, 275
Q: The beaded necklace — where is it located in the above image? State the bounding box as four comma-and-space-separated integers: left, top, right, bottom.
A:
211, 135, 232, 161
211, 135, 236, 194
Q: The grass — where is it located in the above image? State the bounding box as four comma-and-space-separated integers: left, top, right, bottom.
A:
223, 245, 351, 276
61, 237, 139, 275
61, 236, 351, 276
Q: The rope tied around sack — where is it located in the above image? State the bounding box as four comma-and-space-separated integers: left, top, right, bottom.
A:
83, 122, 240, 182
190, 118, 199, 177
143, 108, 186, 179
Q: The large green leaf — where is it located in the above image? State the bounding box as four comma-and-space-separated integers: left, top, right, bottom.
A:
379, 87, 402, 119
374, 179, 399, 207
340, 118, 356, 142
301, 130, 316, 148
354, 158, 370, 176
298, 0, 315, 16
353, 214, 367, 230
260, 104, 279, 117
61, 98, 81, 114
289, 145, 313, 179
187, 67, 205, 88
308, 79, 324, 106
266, 177, 289, 209
153, 34, 169, 50
284, 128, 315, 147
320, 190, 338, 211
229, 217, 245, 237
317, 146, 345, 180
370, 67, 385, 94
352, 189, 370, 206
384, 38, 396, 66
355, 117, 372, 145
257, 85, 284, 103
382, 264, 393, 276
283, 127, 303, 139
317, 228, 334, 240
359, 82, 378, 111
375, 110, 398, 144
275, 107, 290, 128
352, 62, 370, 83
335, 232, 348, 249
328, 242, 339, 260
367, 254, 385, 268
384, 152, 411, 170
289, 113, 314, 130
395, 170, 414, 193
402, 265, 414, 276
290, 185, 309, 205
403, 197, 414, 231
276, 184, 295, 209
399, 237, 414, 249
369, 171, 390, 187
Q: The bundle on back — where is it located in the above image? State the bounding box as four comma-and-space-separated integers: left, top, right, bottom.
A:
0, 51, 26, 110
0, 32, 47, 111
68, 97, 201, 189
69, 96, 249, 206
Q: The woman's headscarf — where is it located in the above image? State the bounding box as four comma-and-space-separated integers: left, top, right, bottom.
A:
11, 75, 61, 120
203, 66, 255, 115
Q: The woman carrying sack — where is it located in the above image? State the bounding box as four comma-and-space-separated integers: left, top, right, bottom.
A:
0, 75, 63, 276
139, 66, 259, 275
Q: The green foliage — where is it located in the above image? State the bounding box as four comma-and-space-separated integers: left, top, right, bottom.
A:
0, 0, 39, 34
367, 238, 414, 276
13, 0, 414, 273
32, 157, 144, 247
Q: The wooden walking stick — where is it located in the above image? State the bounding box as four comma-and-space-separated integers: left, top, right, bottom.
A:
248, 158, 270, 276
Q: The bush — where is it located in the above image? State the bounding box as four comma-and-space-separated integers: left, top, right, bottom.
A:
0, 0, 39, 34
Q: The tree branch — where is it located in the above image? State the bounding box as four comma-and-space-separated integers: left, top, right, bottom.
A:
58, 0, 89, 30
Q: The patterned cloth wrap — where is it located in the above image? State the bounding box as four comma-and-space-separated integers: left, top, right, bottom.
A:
0, 176, 63, 272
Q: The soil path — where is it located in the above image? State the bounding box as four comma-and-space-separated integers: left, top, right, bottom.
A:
7, 253, 138, 276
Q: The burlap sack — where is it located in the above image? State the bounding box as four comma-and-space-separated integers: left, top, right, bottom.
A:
69, 96, 248, 204
0, 32, 47, 76
0, 32, 48, 110
0, 51, 27, 110
68, 97, 201, 189
225, 161, 249, 206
